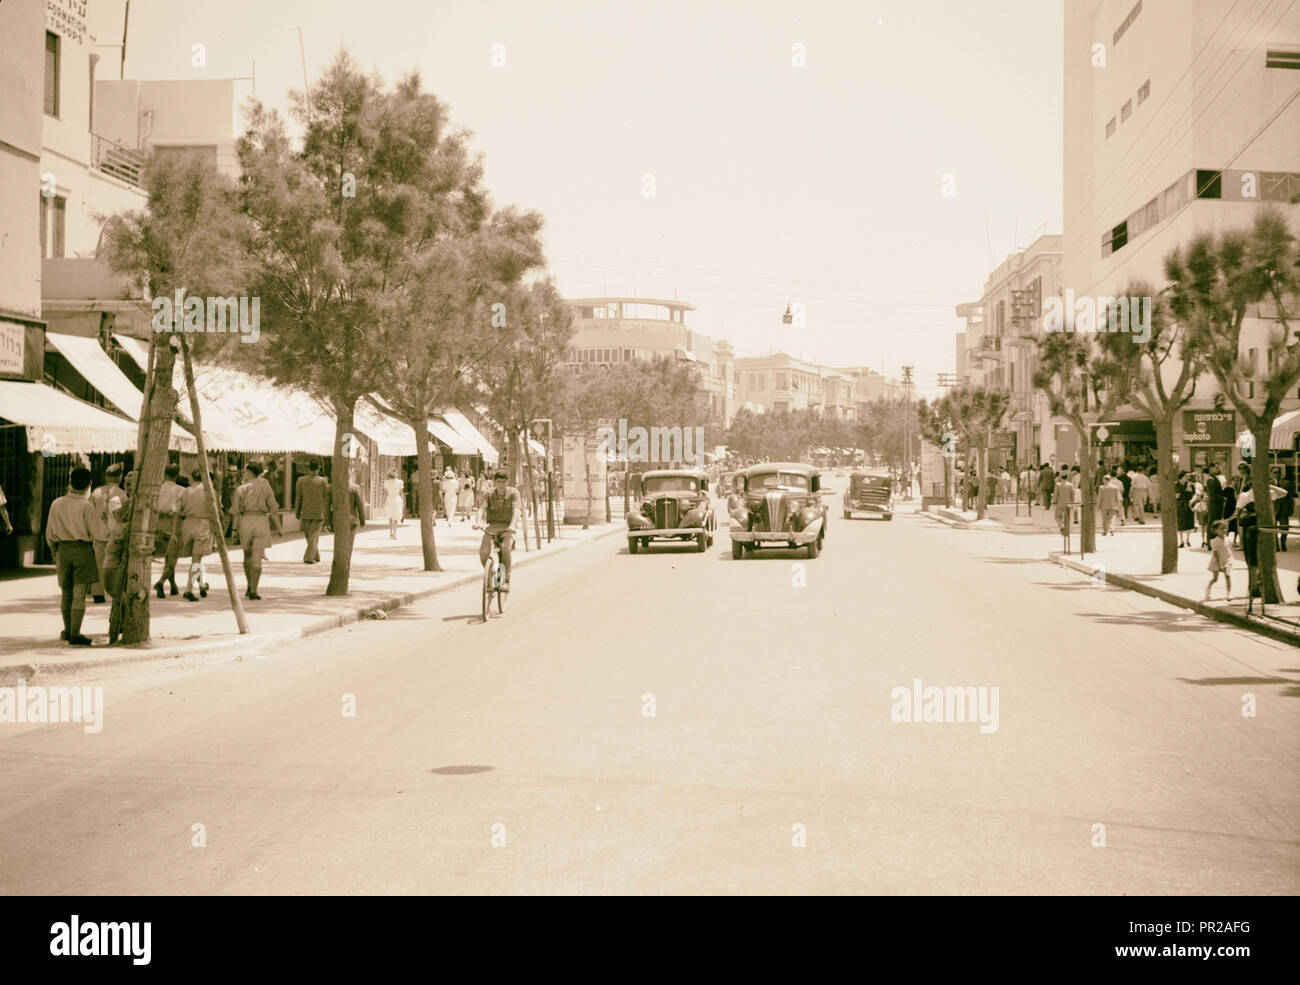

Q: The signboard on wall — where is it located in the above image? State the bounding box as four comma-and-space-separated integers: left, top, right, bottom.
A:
920, 439, 946, 500
1182, 409, 1235, 445
562, 432, 606, 521
46, 0, 87, 44
0, 319, 26, 376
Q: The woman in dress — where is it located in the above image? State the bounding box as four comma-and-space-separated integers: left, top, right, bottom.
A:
383, 470, 404, 539
1175, 470, 1195, 547
457, 471, 475, 521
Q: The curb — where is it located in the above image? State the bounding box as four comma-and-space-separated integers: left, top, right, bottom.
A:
3, 525, 625, 684
1048, 551, 1300, 648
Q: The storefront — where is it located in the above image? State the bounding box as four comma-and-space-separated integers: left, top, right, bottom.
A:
1181, 408, 1237, 475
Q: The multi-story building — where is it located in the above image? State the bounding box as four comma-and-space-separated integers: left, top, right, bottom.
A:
734, 355, 901, 420
1063, 0, 1300, 473
957, 234, 1064, 469
563, 297, 735, 426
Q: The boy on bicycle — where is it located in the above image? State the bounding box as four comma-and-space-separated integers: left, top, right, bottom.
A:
477, 470, 521, 588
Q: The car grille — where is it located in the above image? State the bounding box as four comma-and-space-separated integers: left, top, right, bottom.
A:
655, 498, 679, 528
765, 491, 785, 531
858, 486, 890, 504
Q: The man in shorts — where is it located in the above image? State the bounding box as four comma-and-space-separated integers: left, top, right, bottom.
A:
45, 467, 99, 645
233, 462, 281, 600
477, 470, 520, 588
179, 469, 216, 601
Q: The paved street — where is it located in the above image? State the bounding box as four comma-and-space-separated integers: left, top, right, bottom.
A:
3, 483, 1296, 895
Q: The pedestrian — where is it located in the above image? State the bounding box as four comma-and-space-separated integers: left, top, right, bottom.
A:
295, 459, 330, 563
1275, 474, 1294, 552
1239, 501, 1260, 612
1116, 466, 1132, 523
457, 471, 475, 521
1098, 472, 1122, 536
46, 467, 99, 646
1192, 483, 1209, 548
0, 482, 14, 537
1054, 469, 1074, 535
153, 463, 184, 599
441, 468, 458, 527
1037, 463, 1054, 509
1204, 520, 1232, 601
88, 462, 125, 604
1147, 466, 1160, 516
383, 469, 404, 539
98, 469, 139, 642
1205, 468, 1224, 531
232, 461, 281, 600
348, 471, 367, 531
1130, 467, 1149, 524
996, 468, 1010, 505
1222, 480, 1237, 546
178, 469, 215, 601
1175, 471, 1194, 546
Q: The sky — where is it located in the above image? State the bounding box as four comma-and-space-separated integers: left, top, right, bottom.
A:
91, 0, 1064, 398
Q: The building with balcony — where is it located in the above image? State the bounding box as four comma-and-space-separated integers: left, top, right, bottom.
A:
1063, 0, 1300, 474
563, 297, 736, 426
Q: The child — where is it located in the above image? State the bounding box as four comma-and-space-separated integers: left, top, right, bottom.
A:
1204, 520, 1232, 602
1192, 488, 1209, 548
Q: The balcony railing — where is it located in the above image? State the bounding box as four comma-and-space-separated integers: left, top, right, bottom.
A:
91, 134, 145, 188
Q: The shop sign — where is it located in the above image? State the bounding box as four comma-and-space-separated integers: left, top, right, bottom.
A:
1182, 409, 1235, 445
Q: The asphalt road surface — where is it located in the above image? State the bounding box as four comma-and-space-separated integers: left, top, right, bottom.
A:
3, 495, 1297, 894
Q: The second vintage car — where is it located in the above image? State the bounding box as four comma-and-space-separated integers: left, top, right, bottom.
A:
626, 468, 716, 553
842, 468, 894, 520
728, 462, 827, 559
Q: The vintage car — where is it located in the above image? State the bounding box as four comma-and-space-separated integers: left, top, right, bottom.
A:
842, 469, 894, 520
728, 462, 827, 559
626, 469, 716, 553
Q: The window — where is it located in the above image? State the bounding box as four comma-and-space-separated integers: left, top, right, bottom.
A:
1113, 0, 1143, 46
1162, 174, 1190, 215
1265, 46, 1300, 69
1105, 117, 1116, 139
40, 195, 66, 258
44, 32, 60, 117
1261, 171, 1300, 202
1196, 170, 1222, 199
1121, 99, 1132, 122
774, 372, 786, 388
1138, 79, 1150, 104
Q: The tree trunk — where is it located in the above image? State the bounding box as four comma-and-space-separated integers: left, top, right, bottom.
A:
583, 445, 592, 530
523, 426, 542, 549
1251, 420, 1282, 604
120, 335, 179, 643
1155, 413, 1179, 575
179, 333, 248, 633
413, 414, 442, 571
1078, 429, 1096, 555
975, 443, 988, 520
326, 405, 357, 596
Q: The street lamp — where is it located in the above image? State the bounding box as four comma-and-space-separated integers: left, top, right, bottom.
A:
781, 304, 793, 325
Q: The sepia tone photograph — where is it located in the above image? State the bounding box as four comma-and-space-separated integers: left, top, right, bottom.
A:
0, 0, 1297, 937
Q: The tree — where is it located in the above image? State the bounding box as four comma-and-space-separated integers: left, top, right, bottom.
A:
1094, 283, 1201, 573
1171, 208, 1300, 603
917, 396, 957, 505
238, 54, 434, 595
1034, 331, 1131, 552
932, 386, 1010, 520
99, 153, 247, 643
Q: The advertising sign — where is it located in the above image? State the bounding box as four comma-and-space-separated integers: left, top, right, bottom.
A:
562, 432, 606, 522
1182, 409, 1235, 445
0, 319, 26, 377
46, 0, 87, 44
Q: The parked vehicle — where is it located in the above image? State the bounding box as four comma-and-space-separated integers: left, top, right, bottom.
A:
626, 469, 716, 553
843, 469, 894, 520
728, 462, 827, 559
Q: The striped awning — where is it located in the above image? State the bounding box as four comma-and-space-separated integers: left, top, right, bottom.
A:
1238, 409, 1300, 453
178, 366, 337, 454
428, 416, 475, 455
0, 380, 141, 454
440, 409, 499, 464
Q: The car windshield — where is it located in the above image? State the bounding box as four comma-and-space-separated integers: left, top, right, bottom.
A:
854, 475, 888, 490
643, 476, 698, 493
748, 472, 810, 492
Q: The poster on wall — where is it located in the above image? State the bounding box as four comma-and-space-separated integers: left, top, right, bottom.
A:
562, 432, 605, 522
0, 320, 25, 377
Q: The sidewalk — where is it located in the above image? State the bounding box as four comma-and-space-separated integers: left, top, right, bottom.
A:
923, 504, 1300, 644
0, 515, 622, 683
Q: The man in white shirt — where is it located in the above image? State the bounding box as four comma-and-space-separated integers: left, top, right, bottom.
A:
154, 464, 185, 598
1129, 468, 1150, 525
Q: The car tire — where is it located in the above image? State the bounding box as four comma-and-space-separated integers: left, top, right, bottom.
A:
628, 537, 639, 554
697, 532, 707, 552
807, 535, 820, 559
731, 540, 743, 560
843, 508, 850, 519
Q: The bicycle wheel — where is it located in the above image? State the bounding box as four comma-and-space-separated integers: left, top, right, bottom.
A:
481, 556, 494, 621
496, 569, 508, 613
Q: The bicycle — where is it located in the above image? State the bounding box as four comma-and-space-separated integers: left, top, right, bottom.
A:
473, 524, 509, 621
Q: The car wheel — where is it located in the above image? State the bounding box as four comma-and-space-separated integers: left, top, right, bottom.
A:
807, 535, 820, 559
731, 540, 743, 560
884, 514, 893, 522
843, 508, 850, 519
697, 532, 707, 552
628, 537, 639, 554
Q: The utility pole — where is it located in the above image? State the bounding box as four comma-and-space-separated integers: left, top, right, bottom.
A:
1008, 282, 1041, 518
902, 365, 914, 499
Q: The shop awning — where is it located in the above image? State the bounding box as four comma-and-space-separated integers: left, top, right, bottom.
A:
527, 438, 546, 456
440, 409, 499, 464
1238, 410, 1300, 453
428, 416, 475, 455
0, 380, 142, 453
111, 333, 151, 373
178, 366, 337, 454
355, 397, 418, 457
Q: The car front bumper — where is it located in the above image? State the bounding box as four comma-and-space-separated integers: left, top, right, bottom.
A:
848, 502, 893, 514
729, 518, 823, 544
628, 527, 706, 539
